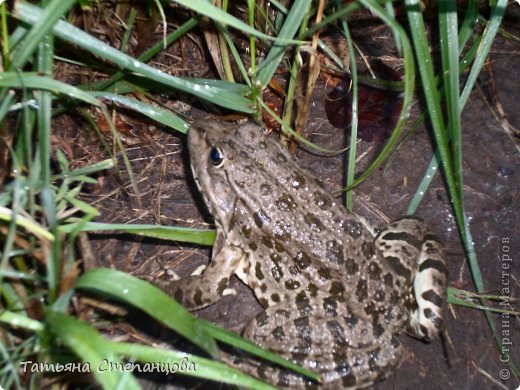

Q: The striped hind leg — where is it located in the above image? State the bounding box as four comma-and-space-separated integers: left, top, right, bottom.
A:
375, 216, 448, 341
408, 229, 448, 341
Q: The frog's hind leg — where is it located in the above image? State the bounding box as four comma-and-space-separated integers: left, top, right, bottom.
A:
410, 229, 448, 341
236, 297, 403, 389
375, 216, 448, 342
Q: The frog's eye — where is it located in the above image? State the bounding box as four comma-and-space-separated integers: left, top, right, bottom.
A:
209, 147, 224, 167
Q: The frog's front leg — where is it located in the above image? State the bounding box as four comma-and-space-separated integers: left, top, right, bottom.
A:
162, 230, 246, 310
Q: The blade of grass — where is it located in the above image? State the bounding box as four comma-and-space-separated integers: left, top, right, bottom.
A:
407, 4, 497, 214
171, 0, 298, 44
217, 25, 252, 87
214, 0, 234, 83
0, 90, 16, 122
15, 2, 255, 113
302, 2, 360, 39
0, 206, 54, 241
35, 6, 60, 302
51, 158, 115, 181
459, 0, 507, 109
75, 268, 220, 357
90, 92, 189, 133
256, 0, 312, 88
108, 342, 278, 389
346, 0, 416, 188
405, 0, 464, 231
0, 311, 43, 332
336, 1, 358, 212
447, 287, 518, 315
92, 16, 201, 92
9, 0, 77, 70
58, 222, 215, 246
45, 311, 141, 389
439, 0, 462, 204
406, 0, 518, 377
0, 72, 102, 107
458, 0, 479, 47
76, 269, 318, 382
248, 0, 256, 88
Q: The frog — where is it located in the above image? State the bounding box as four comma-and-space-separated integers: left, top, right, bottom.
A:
164, 119, 448, 388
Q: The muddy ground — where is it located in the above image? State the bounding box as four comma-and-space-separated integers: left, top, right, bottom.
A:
54, 4, 520, 390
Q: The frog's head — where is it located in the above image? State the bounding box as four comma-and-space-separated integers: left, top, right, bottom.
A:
188, 119, 257, 231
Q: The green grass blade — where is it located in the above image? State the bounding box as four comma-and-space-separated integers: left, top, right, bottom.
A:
36, 18, 59, 302
407, 1, 500, 215
458, 0, 479, 47
76, 270, 317, 382
0, 311, 43, 332
15, 2, 255, 113
58, 222, 215, 246
75, 268, 220, 357
347, 0, 415, 188
459, 0, 507, 108
406, 152, 440, 214
405, 0, 461, 217
45, 311, 141, 390
303, 2, 360, 39
90, 92, 189, 133
10, 0, 77, 70
218, 25, 251, 87
407, 0, 517, 377
337, 2, 358, 212
439, 0, 462, 206
0, 205, 54, 241
0, 90, 16, 123
181, 77, 251, 94
51, 158, 115, 181
108, 342, 278, 389
447, 287, 516, 315
0, 72, 102, 106
256, 0, 312, 87
92, 16, 201, 92
172, 0, 289, 43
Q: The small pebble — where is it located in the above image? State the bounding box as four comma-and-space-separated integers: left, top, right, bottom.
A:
498, 166, 513, 177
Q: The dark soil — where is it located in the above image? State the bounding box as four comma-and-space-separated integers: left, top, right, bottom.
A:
54, 4, 520, 390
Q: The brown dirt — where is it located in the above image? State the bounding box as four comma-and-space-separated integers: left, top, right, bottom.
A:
52, 3, 519, 389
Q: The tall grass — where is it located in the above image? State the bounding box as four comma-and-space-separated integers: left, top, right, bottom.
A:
0, 0, 516, 388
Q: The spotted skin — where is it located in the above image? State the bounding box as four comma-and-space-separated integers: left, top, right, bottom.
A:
164, 119, 448, 389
